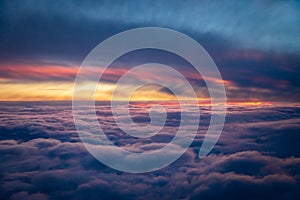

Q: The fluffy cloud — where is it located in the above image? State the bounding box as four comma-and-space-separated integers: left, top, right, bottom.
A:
0, 102, 300, 199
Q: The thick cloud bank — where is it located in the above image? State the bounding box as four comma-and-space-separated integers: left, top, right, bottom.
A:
0, 102, 300, 199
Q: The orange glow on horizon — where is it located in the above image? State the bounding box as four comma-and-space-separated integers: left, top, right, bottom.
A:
227, 101, 273, 106
0, 65, 291, 105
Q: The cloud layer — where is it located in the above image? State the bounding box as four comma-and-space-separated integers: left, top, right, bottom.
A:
0, 102, 300, 199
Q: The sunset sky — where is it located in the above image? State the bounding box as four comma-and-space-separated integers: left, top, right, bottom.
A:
0, 0, 299, 102
1, 1, 300, 200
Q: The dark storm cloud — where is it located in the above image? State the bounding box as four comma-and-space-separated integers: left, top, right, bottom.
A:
1, 102, 300, 199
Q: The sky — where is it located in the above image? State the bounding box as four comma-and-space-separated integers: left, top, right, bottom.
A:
0, 0, 300, 101
1, 1, 300, 200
